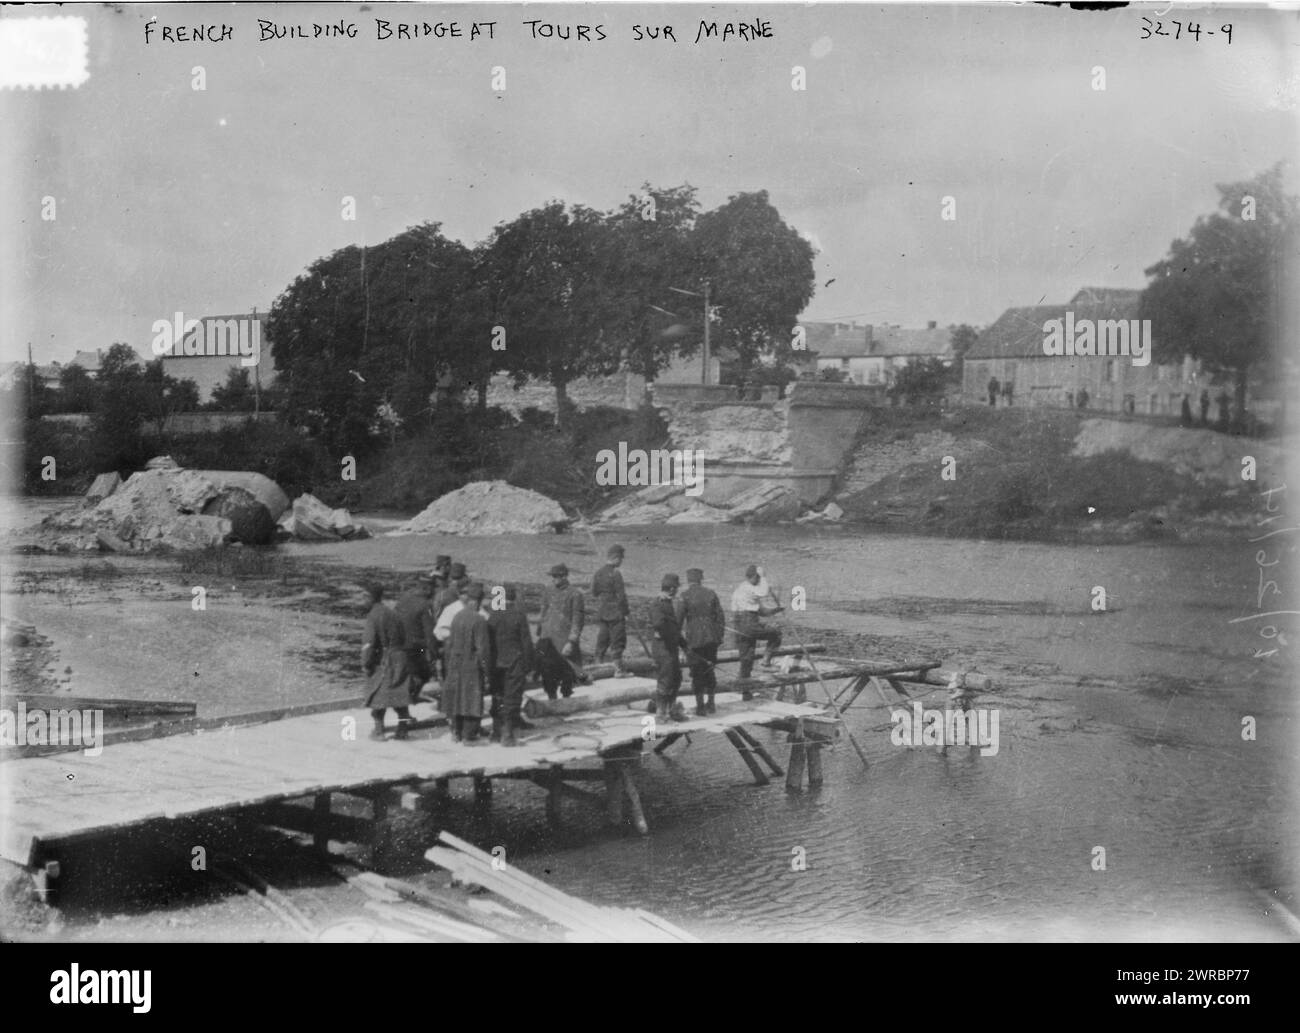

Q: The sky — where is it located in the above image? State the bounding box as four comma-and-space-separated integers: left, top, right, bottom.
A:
3, 1, 1297, 365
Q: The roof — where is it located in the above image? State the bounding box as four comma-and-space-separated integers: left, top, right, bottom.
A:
869, 325, 952, 358
67, 349, 102, 372
801, 322, 869, 358
967, 289, 1143, 360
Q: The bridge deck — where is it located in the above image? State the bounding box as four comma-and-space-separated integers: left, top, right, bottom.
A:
1, 687, 833, 867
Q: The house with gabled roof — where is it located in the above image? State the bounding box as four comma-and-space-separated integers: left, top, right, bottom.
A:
806, 320, 953, 386
962, 287, 1200, 414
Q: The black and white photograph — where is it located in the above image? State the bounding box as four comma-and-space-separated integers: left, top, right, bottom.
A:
1, 0, 1297, 961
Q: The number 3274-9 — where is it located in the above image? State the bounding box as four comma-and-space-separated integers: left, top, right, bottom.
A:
1140, 18, 1232, 44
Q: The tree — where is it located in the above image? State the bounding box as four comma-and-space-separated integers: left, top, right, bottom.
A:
692, 190, 817, 375
209, 367, 256, 411
603, 184, 705, 382
91, 343, 151, 471
889, 357, 949, 406
479, 201, 624, 423
58, 363, 98, 413
267, 223, 481, 452
948, 323, 980, 385
1140, 163, 1297, 422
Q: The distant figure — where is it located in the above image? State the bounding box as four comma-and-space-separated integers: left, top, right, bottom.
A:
487, 584, 535, 746
987, 376, 1000, 406
1002, 380, 1014, 407
1199, 390, 1211, 426
1066, 391, 1075, 409
647, 574, 686, 722
676, 568, 726, 716
1077, 388, 1090, 410
1180, 396, 1194, 427
536, 563, 584, 700
443, 582, 491, 744
591, 544, 630, 676
361, 583, 416, 741
1125, 395, 1136, 415
1216, 391, 1231, 432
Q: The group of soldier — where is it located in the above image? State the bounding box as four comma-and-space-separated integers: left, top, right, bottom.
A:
360, 547, 787, 747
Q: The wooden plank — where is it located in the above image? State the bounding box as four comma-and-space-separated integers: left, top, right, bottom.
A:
618, 765, 649, 836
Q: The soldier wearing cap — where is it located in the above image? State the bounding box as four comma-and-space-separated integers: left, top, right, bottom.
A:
676, 568, 725, 715
443, 581, 491, 743
591, 544, 630, 676
536, 563, 585, 700
731, 563, 783, 691
647, 573, 686, 721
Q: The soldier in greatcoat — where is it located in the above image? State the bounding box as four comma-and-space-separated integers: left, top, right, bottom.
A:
536, 563, 585, 700
361, 583, 417, 741
442, 582, 491, 743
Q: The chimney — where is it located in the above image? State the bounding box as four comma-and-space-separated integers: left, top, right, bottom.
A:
927, 320, 937, 330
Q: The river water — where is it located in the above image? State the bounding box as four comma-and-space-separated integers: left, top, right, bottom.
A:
285, 520, 1298, 942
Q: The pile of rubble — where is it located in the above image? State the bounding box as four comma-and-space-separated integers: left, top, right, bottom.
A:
277, 493, 370, 542
596, 479, 801, 526
390, 481, 572, 536
38, 456, 291, 553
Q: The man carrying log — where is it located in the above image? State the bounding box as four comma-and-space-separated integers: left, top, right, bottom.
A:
443, 582, 491, 744
393, 574, 437, 702
487, 584, 535, 746
731, 564, 784, 696
648, 573, 687, 722
590, 544, 630, 677
537, 563, 585, 700
676, 568, 725, 716
361, 583, 417, 741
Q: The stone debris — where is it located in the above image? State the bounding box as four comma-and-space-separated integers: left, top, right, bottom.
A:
797, 501, 844, 523
597, 478, 798, 526
85, 472, 121, 502
390, 481, 570, 536
38, 463, 290, 553
278, 493, 370, 542
836, 429, 964, 496
658, 403, 791, 464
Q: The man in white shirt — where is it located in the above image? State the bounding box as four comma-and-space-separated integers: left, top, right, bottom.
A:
731, 563, 783, 684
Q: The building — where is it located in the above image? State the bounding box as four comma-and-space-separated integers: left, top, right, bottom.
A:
807, 321, 953, 386
962, 288, 1199, 414
158, 312, 269, 402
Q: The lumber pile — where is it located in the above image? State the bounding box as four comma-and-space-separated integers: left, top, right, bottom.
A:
425, 831, 698, 943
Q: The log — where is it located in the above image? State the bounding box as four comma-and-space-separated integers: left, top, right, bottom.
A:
725, 729, 769, 786
523, 677, 660, 718
733, 725, 784, 777
894, 668, 995, 692
580, 644, 825, 682
786, 719, 807, 792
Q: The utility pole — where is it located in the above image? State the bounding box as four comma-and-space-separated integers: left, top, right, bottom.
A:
27, 342, 34, 414
252, 306, 261, 418
702, 281, 711, 386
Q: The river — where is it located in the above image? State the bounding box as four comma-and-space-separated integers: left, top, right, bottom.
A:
279, 519, 1298, 942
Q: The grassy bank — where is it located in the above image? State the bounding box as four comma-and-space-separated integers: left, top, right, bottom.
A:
835, 405, 1252, 542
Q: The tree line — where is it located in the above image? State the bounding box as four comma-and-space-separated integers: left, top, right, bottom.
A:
265, 185, 817, 453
